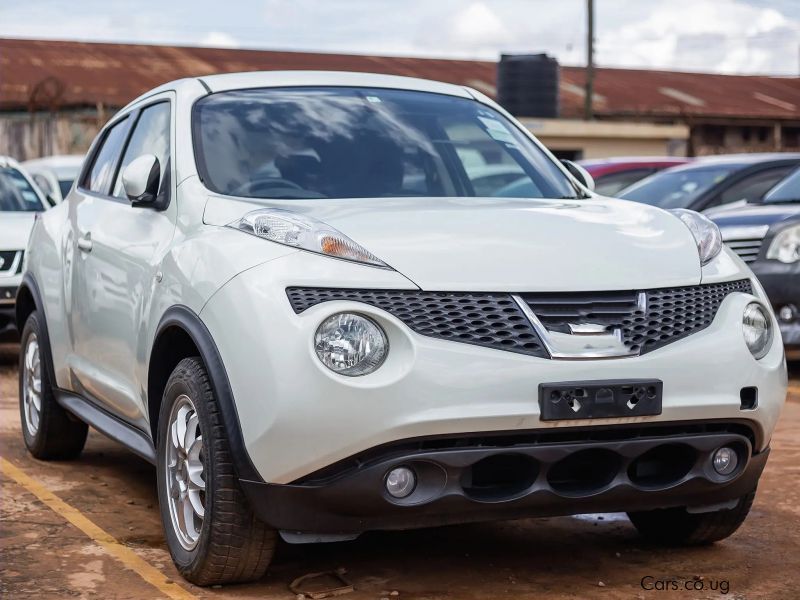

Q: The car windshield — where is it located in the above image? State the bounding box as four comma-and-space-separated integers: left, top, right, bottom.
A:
0, 166, 45, 212
619, 165, 737, 208
193, 87, 579, 200
763, 168, 800, 203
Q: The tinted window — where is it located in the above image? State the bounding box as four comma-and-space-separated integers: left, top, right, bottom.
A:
112, 102, 171, 199
764, 168, 800, 203
620, 165, 737, 208
594, 169, 653, 196
83, 117, 130, 194
193, 87, 579, 200
0, 167, 46, 212
710, 165, 796, 208
58, 179, 73, 198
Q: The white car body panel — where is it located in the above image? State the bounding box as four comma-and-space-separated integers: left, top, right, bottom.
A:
20, 71, 787, 496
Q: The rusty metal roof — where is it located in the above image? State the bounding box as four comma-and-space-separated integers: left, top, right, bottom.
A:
1, 38, 798, 121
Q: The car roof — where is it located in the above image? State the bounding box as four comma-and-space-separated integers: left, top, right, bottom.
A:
0, 155, 23, 169
579, 157, 690, 177
197, 70, 475, 97
659, 153, 800, 173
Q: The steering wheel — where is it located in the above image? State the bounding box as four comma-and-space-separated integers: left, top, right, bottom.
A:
230, 177, 303, 197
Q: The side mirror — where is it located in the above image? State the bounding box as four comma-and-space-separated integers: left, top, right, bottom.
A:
122, 154, 160, 205
561, 160, 595, 193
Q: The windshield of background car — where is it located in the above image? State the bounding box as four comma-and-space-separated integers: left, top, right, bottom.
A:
619, 165, 738, 208
0, 167, 45, 212
763, 168, 800, 203
192, 87, 579, 200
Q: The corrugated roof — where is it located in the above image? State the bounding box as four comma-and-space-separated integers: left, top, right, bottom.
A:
1, 38, 799, 121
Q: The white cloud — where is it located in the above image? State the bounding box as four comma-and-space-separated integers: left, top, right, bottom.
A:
201, 31, 239, 48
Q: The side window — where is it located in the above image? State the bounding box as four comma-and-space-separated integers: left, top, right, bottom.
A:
594, 169, 654, 196
82, 117, 130, 194
113, 102, 171, 200
709, 166, 795, 208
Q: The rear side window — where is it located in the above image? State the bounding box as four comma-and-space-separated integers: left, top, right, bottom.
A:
711, 165, 796, 208
82, 117, 130, 194
112, 102, 171, 199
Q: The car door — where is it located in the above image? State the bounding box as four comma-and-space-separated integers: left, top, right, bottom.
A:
66, 95, 176, 429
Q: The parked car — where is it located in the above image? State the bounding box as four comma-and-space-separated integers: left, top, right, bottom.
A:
16, 72, 786, 586
619, 153, 800, 212
1, 156, 49, 342
577, 157, 690, 196
22, 155, 84, 205
708, 167, 800, 360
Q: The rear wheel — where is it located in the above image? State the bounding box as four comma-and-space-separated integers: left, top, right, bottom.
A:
627, 490, 756, 545
18, 311, 88, 459
156, 357, 276, 585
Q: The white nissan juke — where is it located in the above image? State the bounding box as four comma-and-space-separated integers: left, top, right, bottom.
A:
17, 72, 787, 586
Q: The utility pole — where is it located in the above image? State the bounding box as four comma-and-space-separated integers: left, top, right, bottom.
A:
585, 0, 595, 120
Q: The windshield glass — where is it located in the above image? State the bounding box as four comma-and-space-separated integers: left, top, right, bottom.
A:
0, 166, 45, 212
763, 168, 800, 203
620, 166, 737, 208
193, 87, 579, 200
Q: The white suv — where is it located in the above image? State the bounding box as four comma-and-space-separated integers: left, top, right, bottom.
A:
17, 72, 787, 586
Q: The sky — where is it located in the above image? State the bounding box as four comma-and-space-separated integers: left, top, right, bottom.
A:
1, 0, 798, 75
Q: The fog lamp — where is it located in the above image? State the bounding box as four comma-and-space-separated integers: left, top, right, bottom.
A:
385, 466, 416, 498
712, 447, 738, 476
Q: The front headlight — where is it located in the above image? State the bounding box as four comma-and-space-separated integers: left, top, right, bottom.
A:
766, 224, 800, 264
229, 208, 389, 268
670, 209, 722, 265
742, 302, 772, 360
315, 313, 388, 376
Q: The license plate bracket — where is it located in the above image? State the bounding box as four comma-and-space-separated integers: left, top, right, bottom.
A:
539, 379, 663, 421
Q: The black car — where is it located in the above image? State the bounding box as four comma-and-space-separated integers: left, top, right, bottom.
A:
708, 167, 800, 359
619, 153, 800, 213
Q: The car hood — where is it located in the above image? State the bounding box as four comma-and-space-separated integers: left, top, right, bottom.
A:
204, 196, 702, 291
707, 202, 800, 228
0, 212, 36, 251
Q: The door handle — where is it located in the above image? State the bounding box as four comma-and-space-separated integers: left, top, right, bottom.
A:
77, 233, 93, 253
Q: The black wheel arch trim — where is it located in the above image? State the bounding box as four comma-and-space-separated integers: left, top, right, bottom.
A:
16, 273, 58, 388
152, 305, 264, 482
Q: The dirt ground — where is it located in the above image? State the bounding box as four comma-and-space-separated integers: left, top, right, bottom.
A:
1, 344, 799, 600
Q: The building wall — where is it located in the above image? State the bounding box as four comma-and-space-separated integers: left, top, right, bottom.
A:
0, 110, 102, 161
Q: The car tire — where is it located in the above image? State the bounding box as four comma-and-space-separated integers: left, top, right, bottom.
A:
156, 357, 277, 586
627, 490, 756, 545
18, 311, 88, 459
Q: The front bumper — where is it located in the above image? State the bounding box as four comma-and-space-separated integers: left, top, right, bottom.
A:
750, 260, 800, 358
241, 422, 767, 533
200, 254, 787, 494
0, 284, 18, 342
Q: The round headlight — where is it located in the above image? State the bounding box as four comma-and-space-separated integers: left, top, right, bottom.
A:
314, 313, 388, 376
742, 302, 772, 360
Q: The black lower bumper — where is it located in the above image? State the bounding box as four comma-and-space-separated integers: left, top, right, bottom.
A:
241, 424, 768, 534
0, 302, 18, 343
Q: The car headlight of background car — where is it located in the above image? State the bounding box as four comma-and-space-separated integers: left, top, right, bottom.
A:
314, 313, 389, 376
670, 208, 722, 265
742, 302, 772, 360
766, 224, 800, 264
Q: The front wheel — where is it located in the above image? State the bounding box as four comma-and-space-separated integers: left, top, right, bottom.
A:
156, 357, 276, 586
627, 490, 756, 545
18, 311, 88, 459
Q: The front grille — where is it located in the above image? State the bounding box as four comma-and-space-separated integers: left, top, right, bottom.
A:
0, 250, 21, 275
725, 239, 764, 263
287, 279, 752, 358
522, 279, 752, 355
286, 288, 548, 357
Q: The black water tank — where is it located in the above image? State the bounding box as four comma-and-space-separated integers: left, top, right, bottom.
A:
497, 54, 559, 118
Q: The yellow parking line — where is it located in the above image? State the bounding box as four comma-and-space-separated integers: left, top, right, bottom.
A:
1, 457, 197, 600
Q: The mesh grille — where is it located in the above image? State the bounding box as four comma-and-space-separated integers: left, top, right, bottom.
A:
620, 279, 752, 354
286, 288, 548, 357
287, 279, 752, 358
